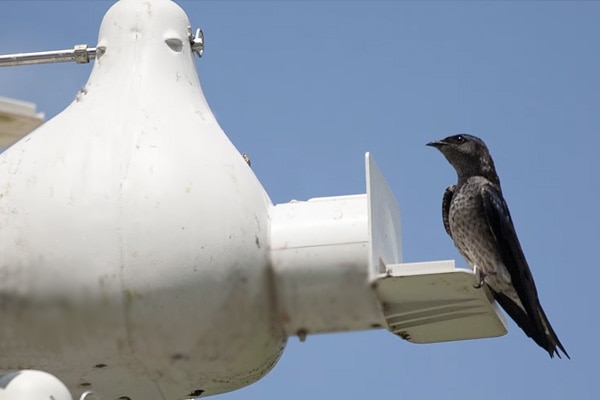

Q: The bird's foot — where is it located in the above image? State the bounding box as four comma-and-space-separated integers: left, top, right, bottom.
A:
473, 267, 496, 289
473, 274, 485, 289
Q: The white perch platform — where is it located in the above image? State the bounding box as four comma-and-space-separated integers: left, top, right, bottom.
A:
0, 0, 506, 399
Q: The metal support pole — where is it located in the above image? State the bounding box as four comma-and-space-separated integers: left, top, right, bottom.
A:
0, 45, 98, 67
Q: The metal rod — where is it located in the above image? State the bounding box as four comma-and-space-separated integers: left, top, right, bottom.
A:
0, 45, 97, 67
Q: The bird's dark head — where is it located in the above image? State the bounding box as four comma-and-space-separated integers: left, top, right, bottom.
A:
427, 134, 499, 185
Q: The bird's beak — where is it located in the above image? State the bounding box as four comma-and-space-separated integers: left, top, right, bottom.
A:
426, 140, 447, 148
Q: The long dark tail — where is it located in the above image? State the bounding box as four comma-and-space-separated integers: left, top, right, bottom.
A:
493, 291, 570, 359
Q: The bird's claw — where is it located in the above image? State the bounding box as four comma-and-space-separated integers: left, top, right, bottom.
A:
473, 266, 496, 289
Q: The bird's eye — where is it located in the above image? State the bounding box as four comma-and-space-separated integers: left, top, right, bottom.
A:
454, 135, 465, 144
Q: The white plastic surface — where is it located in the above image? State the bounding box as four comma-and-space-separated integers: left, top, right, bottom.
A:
269, 154, 412, 337
374, 261, 508, 343
270, 195, 385, 337
0, 370, 72, 400
0, 0, 285, 398
366, 152, 402, 275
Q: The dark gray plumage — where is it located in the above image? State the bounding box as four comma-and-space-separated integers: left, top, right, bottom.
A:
427, 134, 569, 359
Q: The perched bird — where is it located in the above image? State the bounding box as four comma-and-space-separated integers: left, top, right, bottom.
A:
427, 134, 569, 359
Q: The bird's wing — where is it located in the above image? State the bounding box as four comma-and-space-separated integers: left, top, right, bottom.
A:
480, 184, 540, 310
442, 185, 455, 237
481, 183, 569, 358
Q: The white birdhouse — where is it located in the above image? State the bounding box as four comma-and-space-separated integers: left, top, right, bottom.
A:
0, 1, 506, 399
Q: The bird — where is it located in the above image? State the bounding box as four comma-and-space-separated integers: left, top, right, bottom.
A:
427, 133, 569, 359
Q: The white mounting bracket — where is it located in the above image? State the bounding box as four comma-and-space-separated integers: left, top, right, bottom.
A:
271, 153, 507, 343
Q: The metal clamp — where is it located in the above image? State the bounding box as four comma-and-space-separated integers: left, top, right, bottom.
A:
188, 26, 204, 58
73, 44, 92, 64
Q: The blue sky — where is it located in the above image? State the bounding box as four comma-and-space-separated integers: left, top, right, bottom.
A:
1, 1, 599, 399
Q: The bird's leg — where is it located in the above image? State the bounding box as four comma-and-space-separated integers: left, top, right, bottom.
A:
473, 266, 497, 289
473, 266, 485, 289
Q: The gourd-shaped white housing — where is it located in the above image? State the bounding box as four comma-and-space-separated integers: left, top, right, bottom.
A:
0, 370, 73, 400
0, 0, 285, 398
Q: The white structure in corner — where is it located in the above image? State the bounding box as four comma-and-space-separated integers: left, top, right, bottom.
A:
0, 0, 506, 399
0, 96, 44, 147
